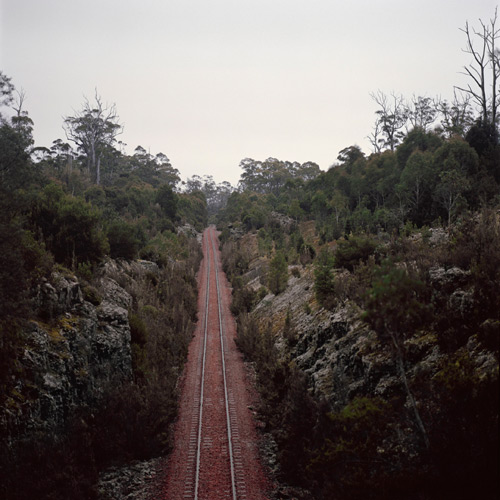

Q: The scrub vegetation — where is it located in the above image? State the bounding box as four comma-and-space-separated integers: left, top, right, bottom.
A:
1, 9, 499, 499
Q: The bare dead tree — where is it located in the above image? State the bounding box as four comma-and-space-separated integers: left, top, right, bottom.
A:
456, 8, 500, 127
64, 90, 123, 185
9, 88, 34, 146
11, 88, 26, 117
367, 116, 382, 154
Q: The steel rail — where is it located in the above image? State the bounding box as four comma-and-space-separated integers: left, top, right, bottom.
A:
194, 231, 210, 500
209, 227, 238, 500
194, 227, 237, 500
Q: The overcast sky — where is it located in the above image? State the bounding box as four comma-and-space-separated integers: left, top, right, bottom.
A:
1, 0, 498, 185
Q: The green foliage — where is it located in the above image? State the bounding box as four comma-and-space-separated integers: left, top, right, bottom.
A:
129, 312, 148, 346
0, 213, 52, 398
32, 183, 109, 268
396, 127, 443, 168
84, 185, 106, 206
296, 234, 316, 266
235, 313, 262, 361
334, 235, 378, 272
307, 397, 393, 496
238, 157, 320, 195
230, 279, 258, 316
364, 262, 432, 450
314, 247, 336, 309
363, 262, 430, 342
235, 316, 318, 484
268, 250, 288, 295
221, 239, 251, 280
0, 120, 34, 191
398, 150, 434, 224
177, 192, 207, 231
257, 228, 273, 256
283, 308, 297, 346
106, 219, 143, 260
155, 183, 177, 219
441, 209, 500, 336
139, 230, 185, 265
242, 206, 267, 230
81, 284, 101, 305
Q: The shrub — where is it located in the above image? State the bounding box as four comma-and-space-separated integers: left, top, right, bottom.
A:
82, 284, 102, 306
155, 184, 177, 219
334, 235, 378, 271
230, 283, 258, 316
139, 230, 186, 265
106, 219, 142, 260
33, 185, 109, 267
129, 312, 148, 346
314, 247, 336, 309
235, 313, 261, 361
307, 397, 394, 499
268, 251, 288, 295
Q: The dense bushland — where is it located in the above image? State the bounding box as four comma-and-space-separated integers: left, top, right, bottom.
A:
216, 65, 500, 497
223, 211, 499, 499
0, 72, 206, 499
1, 244, 201, 499
0, 71, 207, 392
3, 10, 500, 494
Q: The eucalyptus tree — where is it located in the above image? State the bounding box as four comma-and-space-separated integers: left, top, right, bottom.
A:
406, 95, 438, 131
63, 92, 123, 185
398, 150, 434, 225
432, 138, 479, 225
456, 8, 500, 128
238, 157, 319, 195
370, 90, 408, 151
0, 72, 34, 190
0, 71, 14, 112
131, 146, 180, 188
363, 264, 431, 450
436, 91, 475, 138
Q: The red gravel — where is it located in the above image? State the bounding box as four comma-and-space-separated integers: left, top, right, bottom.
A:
155, 227, 271, 500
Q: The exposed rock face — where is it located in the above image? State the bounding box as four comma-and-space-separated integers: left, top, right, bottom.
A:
269, 211, 295, 230
3, 266, 133, 441
253, 268, 391, 408
251, 262, 497, 415
98, 458, 160, 500
177, 223, 202, 243
428, 266, 470, 291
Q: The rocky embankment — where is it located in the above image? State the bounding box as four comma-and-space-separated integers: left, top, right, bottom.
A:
232, 227, 498, 498
253, 264, 497, 409
1, 260, 157, 444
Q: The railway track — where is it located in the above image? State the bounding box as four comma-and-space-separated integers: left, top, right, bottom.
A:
160, 226, 267, 500
191, 227, 237, 500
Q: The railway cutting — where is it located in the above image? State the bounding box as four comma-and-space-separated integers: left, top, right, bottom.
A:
158, 226, 270, 500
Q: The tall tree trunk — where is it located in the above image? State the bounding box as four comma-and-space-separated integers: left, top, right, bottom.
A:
391, 332, 430, 450
96, 155, 101, 185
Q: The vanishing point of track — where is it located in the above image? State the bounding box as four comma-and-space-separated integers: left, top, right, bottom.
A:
158, 226, 269, 500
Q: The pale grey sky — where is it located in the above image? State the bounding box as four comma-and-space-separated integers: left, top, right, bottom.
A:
1, 0, 498, 185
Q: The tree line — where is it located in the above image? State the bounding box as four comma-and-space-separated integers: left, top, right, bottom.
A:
216, 11, 499, 499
